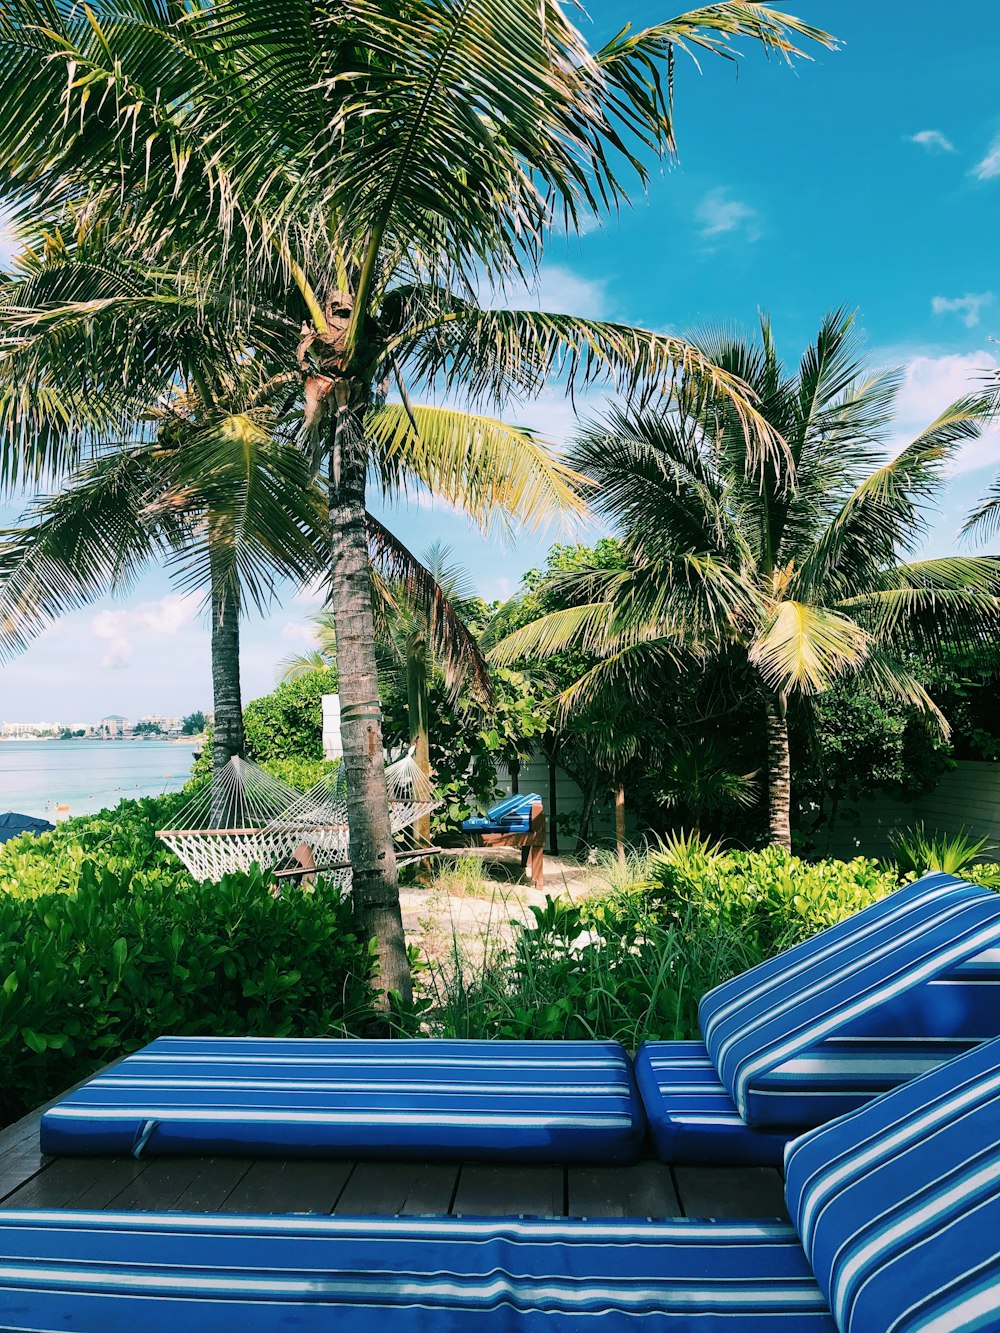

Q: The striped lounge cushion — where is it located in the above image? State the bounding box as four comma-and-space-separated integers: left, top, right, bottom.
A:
39, 1037, 645, 1163
0, 1212, 835, 1332
633, 1041, 793, 1165
785, 1033, 1000, 1333
700, 873, 1000, 1128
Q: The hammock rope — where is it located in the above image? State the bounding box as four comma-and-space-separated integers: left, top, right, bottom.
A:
157, 752, 438, 885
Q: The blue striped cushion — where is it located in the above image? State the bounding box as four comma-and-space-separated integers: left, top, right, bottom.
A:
39, 1037, 645, 1163
0, 1212, 835, 1331
700, 873, 1000, 1128
785, 1034, 1000, 1333
634, 1041, 792, 1165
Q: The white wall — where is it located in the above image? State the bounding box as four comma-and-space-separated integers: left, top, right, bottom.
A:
823, 760, 1000, 860
493, 755, 632, 845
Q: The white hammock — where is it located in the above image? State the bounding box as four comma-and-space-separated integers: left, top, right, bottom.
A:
157, 752, 437, 885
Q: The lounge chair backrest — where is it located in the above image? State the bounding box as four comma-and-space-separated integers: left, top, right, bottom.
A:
699, 874, 1000, 1127
785, 1032, 1000, 1333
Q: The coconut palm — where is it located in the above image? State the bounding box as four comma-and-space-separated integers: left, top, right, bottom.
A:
281, 540, 488, 845
965, 476, 1000, 543
0, 0, 833, 995
0, 376, 325, 776
492, 312, 1000, 848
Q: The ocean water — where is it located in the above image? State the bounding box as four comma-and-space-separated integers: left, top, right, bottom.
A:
0, 739, 200, 821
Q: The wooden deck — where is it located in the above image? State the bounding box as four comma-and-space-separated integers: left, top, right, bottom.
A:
0, 1098, 787, 1221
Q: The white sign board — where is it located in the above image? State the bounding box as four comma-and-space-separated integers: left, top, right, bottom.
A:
322, 693, 343, 760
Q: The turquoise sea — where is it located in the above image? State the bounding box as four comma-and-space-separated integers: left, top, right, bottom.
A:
0, 739, 200, 821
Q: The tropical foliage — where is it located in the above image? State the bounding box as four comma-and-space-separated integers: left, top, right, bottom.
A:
0, 0, 834, 1000
492, 312, 1000, 848
0, 860, 378, 1124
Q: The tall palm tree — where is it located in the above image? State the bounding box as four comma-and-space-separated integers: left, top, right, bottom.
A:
492, 312, 1000, 848
0, 0, 834, 995
282, 540, 485, 845
0, 379, 325, 777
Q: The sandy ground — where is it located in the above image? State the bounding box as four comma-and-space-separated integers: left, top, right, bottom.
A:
399, 846, 605, 971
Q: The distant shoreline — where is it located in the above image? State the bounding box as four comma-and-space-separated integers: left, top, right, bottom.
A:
0, 735, 206, 744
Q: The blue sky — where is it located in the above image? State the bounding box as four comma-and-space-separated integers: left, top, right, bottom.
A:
2, 0, 999, 722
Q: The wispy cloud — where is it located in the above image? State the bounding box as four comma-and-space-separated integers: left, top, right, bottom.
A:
0, 207, 17, 269
973, 134, 1000, 180
931, 291, 994, 329
695, 188, 760, 242
491, 263, 608, 318
908, 129, 955, 154
891, 350, 1000, 478
91, 594, 199, 670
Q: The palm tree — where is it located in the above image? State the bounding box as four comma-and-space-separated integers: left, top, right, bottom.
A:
0, 378, 325, 779
0, 0, 834, 995
281, 540, 488, 845
492, 312, 1000, 849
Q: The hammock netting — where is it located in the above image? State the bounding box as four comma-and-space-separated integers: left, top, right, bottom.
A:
157, 753, 437, 885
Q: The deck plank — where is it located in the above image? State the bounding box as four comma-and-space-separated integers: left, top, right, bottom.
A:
334, 1161, 459, 1216
2, 1156, 145, 1210
567, 1162, 681, 1218
109, 1158, 220, 1212
674, 1166, 787, 1219
171, 1158, 255, 1212
219, 1159, 355, 1214
451, 1163, 565, 1217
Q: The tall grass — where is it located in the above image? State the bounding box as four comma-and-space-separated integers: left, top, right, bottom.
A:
422, 892, 759, 1048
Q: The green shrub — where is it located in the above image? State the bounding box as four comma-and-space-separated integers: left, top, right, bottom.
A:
426, 894, 760, 1047
0, 861, 379, 1125
640, 843, 900, 955
244, 667, 338, 762
0, 792, 190, 898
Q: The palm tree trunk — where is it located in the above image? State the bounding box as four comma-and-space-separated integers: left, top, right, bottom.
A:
406, 639, 431, 847
575, 770, 599, 857
545, 737, 560, 857
764, 692, 792, 851
210, 569, 245, 777
615, 782, 627, 865
328, 410, 411, 1003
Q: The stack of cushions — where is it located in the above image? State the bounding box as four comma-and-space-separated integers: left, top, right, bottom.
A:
785, 1031, 1000, 1332
5, 1036, 1000, 1329
39, 1037, 646, 1163
39, 873, 1000, 1169
636, 872, 1000, 1164
461, 793, 542, 834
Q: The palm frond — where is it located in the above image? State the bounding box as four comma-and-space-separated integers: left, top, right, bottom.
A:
401, 306, 786, 466
749, 600, 870, 695
366, 513, 491, 702
367, 402, 588, 535
963, 472, 1000, 544
0, 443, 178, 657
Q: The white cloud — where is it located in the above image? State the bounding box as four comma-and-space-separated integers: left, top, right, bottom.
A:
280, 621, 319, 646
491, 263, 608, 318
292, 574, 327, 606
890, 350, 1000, 477
909, 129, 955, 154
90, 593, 199, 670
695, 188, 760, 241
973, 134, 1000, 180
931, 291, 994, 329
0, 206, 16, 269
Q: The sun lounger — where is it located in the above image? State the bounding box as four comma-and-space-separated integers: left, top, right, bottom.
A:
40, 1038, 645, 1163
637, 872, 1000, 1161
8, 1033, 1000, 1330
462, 792, 546, 886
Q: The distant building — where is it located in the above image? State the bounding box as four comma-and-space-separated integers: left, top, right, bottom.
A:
100, 715, 129, 738
1, 721, 61, 738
